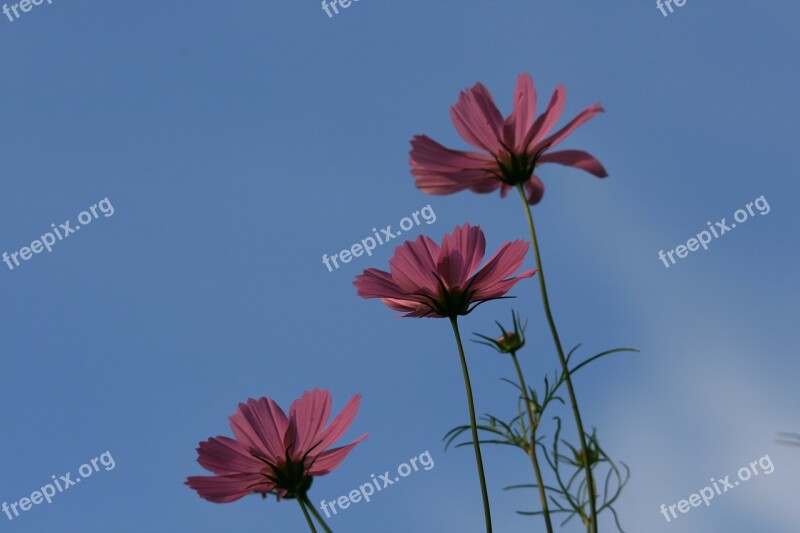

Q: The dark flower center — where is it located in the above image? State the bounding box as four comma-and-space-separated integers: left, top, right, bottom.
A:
425, 274, 479, 318
493, 141, 538, 186
261, 458, 313, 499
439, 287, 471, 317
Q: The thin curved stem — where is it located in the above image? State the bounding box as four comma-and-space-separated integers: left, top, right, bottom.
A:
450, 316, 493, 533
304, 495, 333, 533
297, 497, 318, 533
516, 183, 598, 533
510, 352, 554, 533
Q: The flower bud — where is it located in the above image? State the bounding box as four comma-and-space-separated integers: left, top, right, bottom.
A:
574, 446, 600, 468
496, 332, 525, 353
473, 311, 528, 354
528, 397, 541, 415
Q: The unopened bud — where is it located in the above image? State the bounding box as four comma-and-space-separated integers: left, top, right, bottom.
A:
497, 332, 524, 353
528, 398, 541, 415
575, 447, 600, 468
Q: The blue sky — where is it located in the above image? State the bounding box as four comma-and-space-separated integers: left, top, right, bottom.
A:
1, 1, 798, 532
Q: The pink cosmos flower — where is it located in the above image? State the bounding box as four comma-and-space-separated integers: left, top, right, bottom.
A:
353, 223, 534, 318
186, 389, 366, 503
410, 73, 607, 204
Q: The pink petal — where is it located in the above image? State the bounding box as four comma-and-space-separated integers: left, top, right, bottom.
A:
450, 83, 505, 153
436, 223, 486, 288
537, 149, 608, 177
409, 135, 494, 172
313, 393, 362, 452
409, 135, 497, 195
196, 436, 265, 476
380, 298, 442, 318
523, 84, 566, 151
472, 269, 536, 302
286, 389, 332, 461
525, 175, 545, 205
354, 267, 440, 317
353, 268, 407, 300
503, 73, 537, 151
185, 473, 273, 503
470, 240, 535, 300
229, 398, 289, 463
465, 177, 504, 194
499, 176, 544, 204
307, 433, 368, 476
412, 169, 482, 195
388, 235, 443, 295
530, 103, 604, 156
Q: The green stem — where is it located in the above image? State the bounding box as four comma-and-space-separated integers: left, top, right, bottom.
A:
516, 183, 598, 533
510, 352, 554, 533
304, 495, 333, 533
297, 497, 318, 533
450, 317, 493, 533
